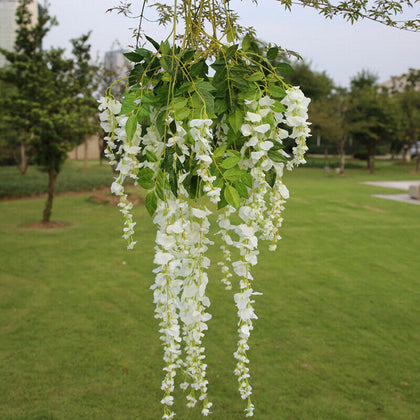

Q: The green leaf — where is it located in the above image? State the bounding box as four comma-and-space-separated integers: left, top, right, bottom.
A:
240, 172, 253, 188
136, 104, 150, 124
138, 178, 154, 189
226, 26, 236, 43
268, 149, 287, 163
223, 167, 244, 181
247, 71, 264, 82
234, 181, 249, 199
217, 193, 228, 210
159, 41, 171, 56
276, 62, 294, 74
145, 191, 157, 216
265, 167, 276, 188
242, 33, 251, 51
169, 120, 177, 134
124, 52, 143, 62
224, 185, 241, 209
138, 167, 154, 181
225, 44, 238, 60
267, 47, 279, 61
197, 88, 214, 113
145, 35, 160, 51
267, 85, 286, 99
155, 111, 166, 136
172, 97, 188, 110
168, 171, 178, 197
191, 60, 208, 77
214, 145, 227, 158
146, 150, 158, 163
228, 108, 243, 134
272, 101, 287, 113
174, 107, 190, 120
227, 149, 241, 158
155, 183, 165, 201
125, 115, 137, 141
196, 81, 216, 92
120, 91, 139, 115
161, 149, 174, 171
214, 99, 228, 114
270, 139, 284, 151
220, 155, 241, 169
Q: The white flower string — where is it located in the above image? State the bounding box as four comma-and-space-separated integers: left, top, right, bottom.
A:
152, 196, 184, 420
99, 97, 140, 249
101, 80, 311, 418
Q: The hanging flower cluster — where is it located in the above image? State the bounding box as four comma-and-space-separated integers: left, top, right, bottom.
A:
100, 34, 310, 418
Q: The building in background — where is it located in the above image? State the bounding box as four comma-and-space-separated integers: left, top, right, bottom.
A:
0, 0, 38, 67
104, 49, 128, 78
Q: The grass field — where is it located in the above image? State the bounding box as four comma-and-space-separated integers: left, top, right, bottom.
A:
0, 161, 419, 419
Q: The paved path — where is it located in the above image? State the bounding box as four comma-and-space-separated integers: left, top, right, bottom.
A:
362, 180, 420, 190
361, 180, 420, 206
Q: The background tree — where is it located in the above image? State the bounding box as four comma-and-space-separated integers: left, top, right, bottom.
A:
0, 0, 98, 223
310, 89, 349, 173
392, 69, 420, 171
346, 70, 396, 173
0, 0, 56, 173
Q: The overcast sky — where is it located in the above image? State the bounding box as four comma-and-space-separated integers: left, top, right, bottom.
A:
44, 0, 420, 87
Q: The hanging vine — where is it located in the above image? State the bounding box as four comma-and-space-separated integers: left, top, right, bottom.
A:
100, 1, 310, 418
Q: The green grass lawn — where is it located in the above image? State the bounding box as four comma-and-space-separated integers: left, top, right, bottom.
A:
0, 162, 419, 419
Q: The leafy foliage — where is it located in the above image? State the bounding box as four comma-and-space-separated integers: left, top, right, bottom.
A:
0, 0, 99, 221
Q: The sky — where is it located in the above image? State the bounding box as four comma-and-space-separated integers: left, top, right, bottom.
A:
44, 0, 420, 87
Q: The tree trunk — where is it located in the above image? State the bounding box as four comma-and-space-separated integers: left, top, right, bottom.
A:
19, 142, 29, 175
369, 154, 375, 174
98, 137, 104, 165
324, 145, 328, 164
84, 137, 88, 170
43, 168, 57, 223
339, 138, 346, 174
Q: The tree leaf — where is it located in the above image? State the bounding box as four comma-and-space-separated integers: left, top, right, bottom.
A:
268, 149, 288, 163
213, 145, 227, 158
228, 108, 243, 134
138, 167, 154, 181
124, 52, 143, 62
234, 181, 249, 199
220, 155, 241, 169
145, 35, 160, 51
265, 167, 276, 188
276, 62, 294, 74
168, 170, 178, 197
242, 33, 251, 51
146, 150, 158, 162
223, 167, 243, 181
272, 101, 287, 113
125, 114, 137, 141
145, 191, 157, 216
225, 44, 239, 60
120, 91, 139, 115
267, 85, 286, 99
226, 149, 241, 158
240, 171, 253, 188
247, 71, 264, 82
267, 47, 279, 61
138, 178, 154, 189
224, 185, 241, 209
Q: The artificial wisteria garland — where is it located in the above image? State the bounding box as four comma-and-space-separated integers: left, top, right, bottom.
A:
99, 35, 310, 418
